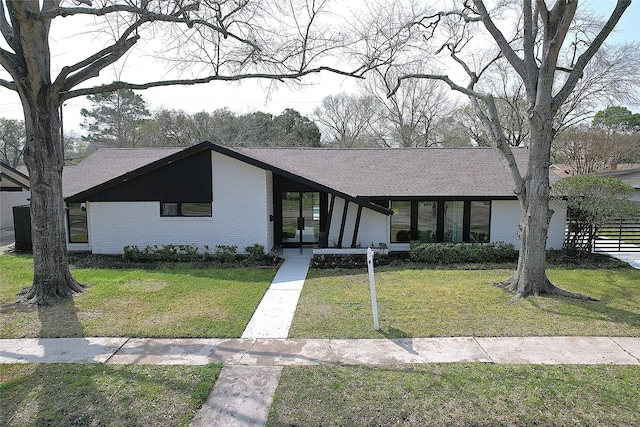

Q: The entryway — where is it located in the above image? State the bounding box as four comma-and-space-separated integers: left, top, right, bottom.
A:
280, 191, 320, 246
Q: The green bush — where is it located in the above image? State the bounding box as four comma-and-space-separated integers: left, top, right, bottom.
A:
123, 244, 201, 262
123, 245, 146, 262
244, 243, 265, 264
409, 241, 517, 264
214, 245, 237, 263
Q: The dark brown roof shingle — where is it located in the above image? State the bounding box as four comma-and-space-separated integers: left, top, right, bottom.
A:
63, 143, 556, 200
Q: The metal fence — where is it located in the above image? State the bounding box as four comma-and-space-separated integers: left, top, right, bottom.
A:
593, 218, 640, 252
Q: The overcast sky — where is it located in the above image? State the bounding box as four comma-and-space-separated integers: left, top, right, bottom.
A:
0, 0, 638, 133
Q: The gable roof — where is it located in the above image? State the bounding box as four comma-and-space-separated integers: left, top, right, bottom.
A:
63, 147, 183, 198
1, 161, 30, 191
63, 142, 558, 207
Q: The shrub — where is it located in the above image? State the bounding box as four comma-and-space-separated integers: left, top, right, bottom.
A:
123, 245, 146, 262
244, 243, 265, 265
311, 253, 405, 269
123, 244, 200, 262
214, 245, 237, 263
409, 241, 518, 264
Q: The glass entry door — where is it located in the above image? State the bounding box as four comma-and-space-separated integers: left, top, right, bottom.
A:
281, 191, 320, 245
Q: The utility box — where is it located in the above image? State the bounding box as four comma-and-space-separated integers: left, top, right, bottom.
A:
13, 205, 32, 252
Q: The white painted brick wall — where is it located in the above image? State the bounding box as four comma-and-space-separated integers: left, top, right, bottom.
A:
1, 190, 30, 229
548, 200, 567, 249
84, 153, 272, 254
212, 152, 270, 252
490, 200, 566, 249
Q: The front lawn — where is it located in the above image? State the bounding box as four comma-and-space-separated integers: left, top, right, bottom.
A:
289, 266, 640, 338
0, 254, 275, 338
268, 364, 640, 426
0, 363, 220, 427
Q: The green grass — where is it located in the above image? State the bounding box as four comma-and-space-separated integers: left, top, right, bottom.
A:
288, 266, 640, 338
0, 362, 221, 427
0, 254, 275, 338
267, 364, 640, 426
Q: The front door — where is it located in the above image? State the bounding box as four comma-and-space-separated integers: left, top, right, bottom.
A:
281, 191, 320, 246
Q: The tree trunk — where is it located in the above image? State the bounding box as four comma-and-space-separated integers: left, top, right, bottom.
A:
499, 112, 596, 301
19, 96, 85, 305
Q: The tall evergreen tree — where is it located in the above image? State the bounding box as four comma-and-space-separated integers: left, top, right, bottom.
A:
80, 89, 151, 148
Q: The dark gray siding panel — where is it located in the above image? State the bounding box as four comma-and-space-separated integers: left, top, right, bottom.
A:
86, 151, 212, 202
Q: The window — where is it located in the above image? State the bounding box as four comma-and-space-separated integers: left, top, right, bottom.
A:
444, 201, 464, 242
390, 200, 491, 244
161, 202, 212, 217
469, 201, 490, 243
67, 202, 88, 243
417, 201, 437, 242
391, 201, 412, 242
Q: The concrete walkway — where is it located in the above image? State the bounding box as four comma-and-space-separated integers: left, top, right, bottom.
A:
241, 248, 312, 339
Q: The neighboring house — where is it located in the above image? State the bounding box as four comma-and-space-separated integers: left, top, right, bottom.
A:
598, 168, 640, 206
62, 141, 567, 254
1, 161, 30, 243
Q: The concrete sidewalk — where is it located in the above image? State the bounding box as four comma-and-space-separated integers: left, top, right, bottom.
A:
2, 336, 640, 366
3, 336, 639, 426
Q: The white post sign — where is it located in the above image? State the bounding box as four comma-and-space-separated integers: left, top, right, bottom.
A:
366, 247, 380, 330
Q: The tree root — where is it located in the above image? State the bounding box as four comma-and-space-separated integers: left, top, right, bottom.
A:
545, 283, 599, 301
495, 278, 599, 302
16, 278, 88, 306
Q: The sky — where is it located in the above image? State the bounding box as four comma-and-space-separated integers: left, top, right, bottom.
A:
0, 0, 638, 133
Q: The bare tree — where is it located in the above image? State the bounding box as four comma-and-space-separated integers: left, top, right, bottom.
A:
554, 105, 640, 174
357, 0, 633, 299
554, 124, 638, 175
313, 92, 381, 147
0, 0, 364, 305
364, 68, 455, 147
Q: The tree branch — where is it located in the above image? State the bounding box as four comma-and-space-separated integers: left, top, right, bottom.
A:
0, 77, 16, 91
41, 3, 259, 50
552, 0, 632, 112
0, 46, 18, 78
55, 33, 140, 92
0, 0, 16, 51
61, 65, 365, 101
522, 0, 538, 92
471, 0, 526, 80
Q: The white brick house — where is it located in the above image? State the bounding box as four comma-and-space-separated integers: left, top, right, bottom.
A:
62, 142, 566, 254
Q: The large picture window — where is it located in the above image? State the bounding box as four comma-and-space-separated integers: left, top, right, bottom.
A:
444, 201, 464, 242
67, 202, 88, 243
161, 202, 212, 217
417, 201, 437, 242
388, 199, 491, 244
469, 201, 491, 243
391, 201, 412, 242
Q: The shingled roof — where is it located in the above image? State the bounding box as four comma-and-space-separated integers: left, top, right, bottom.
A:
231, 146, 537, 198
63, 147, 182, 198
599, 168, 640, 189
63, 142, 559, 201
